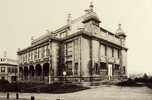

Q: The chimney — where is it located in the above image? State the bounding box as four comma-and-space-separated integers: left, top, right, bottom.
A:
31, 36, 34, 41
18, 48, 20, 51
89, 2, 94, 12
4, 51, 7, 57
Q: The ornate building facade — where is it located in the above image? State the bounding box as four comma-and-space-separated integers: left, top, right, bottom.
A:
17, 3, 128, 83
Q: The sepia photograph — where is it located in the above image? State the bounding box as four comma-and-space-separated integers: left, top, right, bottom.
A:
0, 0, 152, 100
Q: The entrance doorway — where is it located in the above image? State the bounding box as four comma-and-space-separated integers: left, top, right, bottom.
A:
108, 64, 112, 81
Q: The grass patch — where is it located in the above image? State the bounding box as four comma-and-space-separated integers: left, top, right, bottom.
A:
0, 82, 90, 93
144, 83, 152, 90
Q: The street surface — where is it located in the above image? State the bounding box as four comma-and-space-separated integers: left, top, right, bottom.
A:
0, 85, 152, 100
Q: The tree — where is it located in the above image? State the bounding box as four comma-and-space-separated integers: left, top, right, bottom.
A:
143, 73, 148, 79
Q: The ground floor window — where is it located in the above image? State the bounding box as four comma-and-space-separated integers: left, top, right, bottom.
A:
94, 63, 99, 74
100, 62, 107, 71
123, 66, 126, 74
74, 63, 78, 75
66, 61, 72, 76
1, 77, 4, 80
115, 64, 120, 70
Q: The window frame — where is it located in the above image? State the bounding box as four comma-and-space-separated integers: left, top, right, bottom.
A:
100, 62, 107, 71
1, 67, 5, 72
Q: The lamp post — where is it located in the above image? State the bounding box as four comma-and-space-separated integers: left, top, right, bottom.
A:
63, 71, 66, 83
14, 67, 17, 92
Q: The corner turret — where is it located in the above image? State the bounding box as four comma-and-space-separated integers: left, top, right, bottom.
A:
115, 23, 126, 47
82, 2, 101, 34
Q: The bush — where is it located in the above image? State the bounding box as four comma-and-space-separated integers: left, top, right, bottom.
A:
134, 73, 152, 83
0, 82, 90, 93
117, 78, 140, 86
0, 79, 9, 85
134, 77, 152, 83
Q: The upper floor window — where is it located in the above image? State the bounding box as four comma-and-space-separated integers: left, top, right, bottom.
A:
28, 52, 30, 61
100, 44, 106, 56
1, 67, 5, 72
46, 45, 50, 57
12, 68, 14, 73
25, 53, 27, 62
60, 33, 63, 38
8, 67, 10, 73
94, 27, 98, 34
37, 49, 39, 59
0, 58, 6, 62
15, 68, 17, 73
31, 51, 33, 60
41, 47, 45, 58
66, 42, 72, 56
107, 46, 112, 57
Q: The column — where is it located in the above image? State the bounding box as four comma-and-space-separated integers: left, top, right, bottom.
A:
41, 66, 43, 81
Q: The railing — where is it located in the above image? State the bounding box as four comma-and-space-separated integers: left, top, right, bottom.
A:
5, 93, 62, 100
100, 29, 121, 45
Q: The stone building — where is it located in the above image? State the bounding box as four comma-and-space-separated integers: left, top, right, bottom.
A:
17, 3, 128, 83
0, 56, 18, 82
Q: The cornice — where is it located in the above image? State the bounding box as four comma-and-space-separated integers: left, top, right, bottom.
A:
18, 30, 128, 55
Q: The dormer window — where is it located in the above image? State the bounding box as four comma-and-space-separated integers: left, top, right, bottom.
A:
94, 27, 97, 34
93, 20, 99, 26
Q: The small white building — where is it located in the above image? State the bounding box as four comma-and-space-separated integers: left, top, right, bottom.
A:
0, 57, 18, 82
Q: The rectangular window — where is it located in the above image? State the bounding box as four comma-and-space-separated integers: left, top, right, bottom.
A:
115, 64, 120, 70
66, 61, 72, 75
12, 68, 14, 73
1, 67, 5, 72
15, 68, 17, 73
37, 49, 39, 59
25, 53, 27, 62
112, 48, 114, 57
34, 49, 37, 60
31, 51, 33, 60
44, 46, 47, 57
66, 42, 72, 56
39, 48, 41, 59
100, 62, 107, 71
41, 48, 43, 58
60, 33, 63, 38
74, 63, 78, 75
107, 46, 112, 57
46, 45, 50, 57
8, 67, 10, 73
118, 50, 119, 58
114, 49, 119, 59
28, 52, 30, 61
123, 66, 126, 74
100, 44, 106, 56
94, 63, 99, 74
74, 39, 79, 61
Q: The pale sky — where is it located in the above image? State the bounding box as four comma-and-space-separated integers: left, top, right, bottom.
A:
0, 0, 152, 74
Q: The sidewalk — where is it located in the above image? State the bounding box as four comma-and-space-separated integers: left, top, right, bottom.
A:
0, 98, 29, 100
